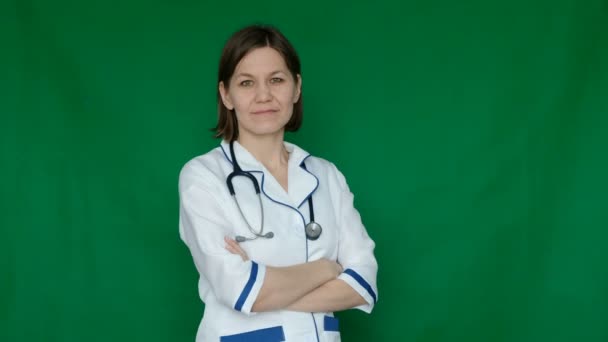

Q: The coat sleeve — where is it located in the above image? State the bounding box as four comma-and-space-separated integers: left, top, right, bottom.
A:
178, 162, 266, 315
331, 164, 379, 313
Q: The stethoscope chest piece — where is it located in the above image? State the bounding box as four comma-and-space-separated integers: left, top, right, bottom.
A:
305, 221, 322, 241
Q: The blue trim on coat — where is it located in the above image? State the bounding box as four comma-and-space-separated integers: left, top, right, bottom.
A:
324, 316, 340, 332
220, 326, 285, 342
297, 155, 320, 208
234, 262, 258, 311
344, 268, 377, 304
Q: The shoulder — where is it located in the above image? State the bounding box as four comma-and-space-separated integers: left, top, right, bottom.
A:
287, 141, 334, 172
304, 154, 336, 173
302, 154, 349, 191
178, 146, 230, 193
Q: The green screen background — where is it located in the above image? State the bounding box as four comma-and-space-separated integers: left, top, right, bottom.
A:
2, 0, 607, 341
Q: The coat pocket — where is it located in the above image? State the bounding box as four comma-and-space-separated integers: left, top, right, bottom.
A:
220, 326, 285, 342
324, 315, 339, 332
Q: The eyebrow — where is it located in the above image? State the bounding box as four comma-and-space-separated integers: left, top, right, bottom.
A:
234, 70, 286, 78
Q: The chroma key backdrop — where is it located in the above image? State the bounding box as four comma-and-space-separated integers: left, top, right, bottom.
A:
2, 0, 607, 341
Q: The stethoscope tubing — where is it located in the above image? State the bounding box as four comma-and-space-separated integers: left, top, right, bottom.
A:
226, 141, 322, 241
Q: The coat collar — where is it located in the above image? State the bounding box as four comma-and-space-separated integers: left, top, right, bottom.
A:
219, 140, 319, 208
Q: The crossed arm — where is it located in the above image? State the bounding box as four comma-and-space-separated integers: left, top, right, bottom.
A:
224, 237, 367, 313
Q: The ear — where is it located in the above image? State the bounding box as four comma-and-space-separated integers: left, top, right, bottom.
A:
293, 74, 302, 103
219, 81, 234, 110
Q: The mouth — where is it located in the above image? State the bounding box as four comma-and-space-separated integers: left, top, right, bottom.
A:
251, 109, 278, 115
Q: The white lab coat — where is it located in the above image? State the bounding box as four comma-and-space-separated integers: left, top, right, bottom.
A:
179, 140, 378, 342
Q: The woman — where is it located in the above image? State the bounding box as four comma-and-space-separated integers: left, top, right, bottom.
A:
179, 24, 378, 342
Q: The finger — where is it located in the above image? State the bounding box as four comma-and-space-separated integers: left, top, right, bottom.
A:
225, 237, 240, 251
225, 236, 242, 248
225, 243, 247, 261
227, 240, 243, 254
235, 246, 249, 261
230, 240, 243, 251
225, 244, 239, 254
224, 236, 249, 260
232, 245, 247, 259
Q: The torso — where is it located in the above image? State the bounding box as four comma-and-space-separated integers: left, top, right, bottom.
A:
180, 141, 346, 341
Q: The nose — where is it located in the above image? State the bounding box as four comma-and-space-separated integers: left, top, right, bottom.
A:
254, 82, 272, 102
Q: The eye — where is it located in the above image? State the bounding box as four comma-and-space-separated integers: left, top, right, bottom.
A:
239, 80, 253, 87
270, 77, 284, 84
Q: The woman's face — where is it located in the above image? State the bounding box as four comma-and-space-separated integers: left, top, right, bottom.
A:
219, 47, 301, 141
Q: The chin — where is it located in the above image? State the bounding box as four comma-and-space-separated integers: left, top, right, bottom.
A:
251, 129, 285, 137
239, 127, 283, 138
240, 122, 289, 137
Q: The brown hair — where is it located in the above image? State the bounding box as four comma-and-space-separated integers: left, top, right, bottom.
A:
213, 24, 303, 141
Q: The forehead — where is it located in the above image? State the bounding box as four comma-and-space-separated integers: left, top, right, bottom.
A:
233, 47, 289, 75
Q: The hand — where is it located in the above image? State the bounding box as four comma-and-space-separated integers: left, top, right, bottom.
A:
224, 236, 249, 261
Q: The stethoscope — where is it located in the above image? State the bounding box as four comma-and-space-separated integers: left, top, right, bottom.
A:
227, 141, 322, 243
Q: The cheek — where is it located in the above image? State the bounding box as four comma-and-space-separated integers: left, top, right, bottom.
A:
230, 92, 252, 109
277, 87, 298, 103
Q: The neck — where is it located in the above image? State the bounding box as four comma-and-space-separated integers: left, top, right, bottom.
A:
237, 133, 289, 171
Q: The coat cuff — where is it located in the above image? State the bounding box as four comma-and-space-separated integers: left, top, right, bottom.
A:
233, 261, 267, 315
338, 268, 377, 313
